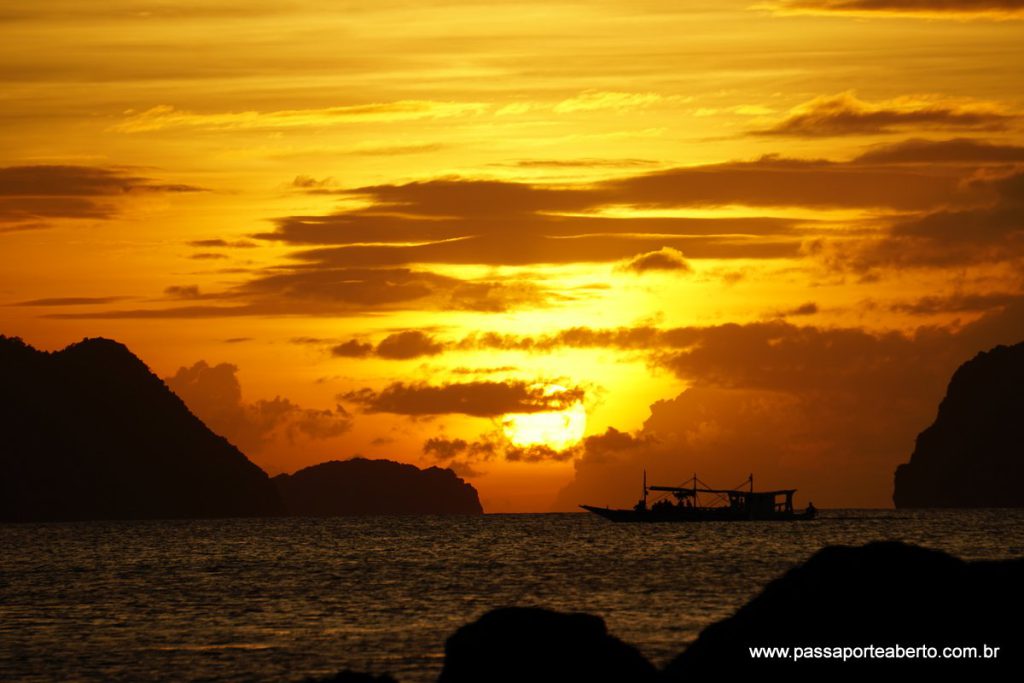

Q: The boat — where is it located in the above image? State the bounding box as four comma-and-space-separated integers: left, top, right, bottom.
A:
581, 472, 816, 522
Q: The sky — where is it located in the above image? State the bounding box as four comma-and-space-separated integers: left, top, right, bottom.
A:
2, 0, 1023, 511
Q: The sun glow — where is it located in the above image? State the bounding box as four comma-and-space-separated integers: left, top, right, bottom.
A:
502, 387, 587, 451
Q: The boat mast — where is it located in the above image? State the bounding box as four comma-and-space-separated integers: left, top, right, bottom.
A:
643, 469, 648, 508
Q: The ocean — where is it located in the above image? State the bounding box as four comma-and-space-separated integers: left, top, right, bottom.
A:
2, 510, 1022, 682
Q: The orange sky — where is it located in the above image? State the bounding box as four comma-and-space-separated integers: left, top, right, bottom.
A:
2, 0, 1023, 510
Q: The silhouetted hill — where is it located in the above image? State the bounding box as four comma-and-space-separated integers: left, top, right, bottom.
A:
0, 335, 282, 521
273, 458, 483, 515
663, 541, 1022, 675
894, 341, 1024, 507
438, 607, 657, 683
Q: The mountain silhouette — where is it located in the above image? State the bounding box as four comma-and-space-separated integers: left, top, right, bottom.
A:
0, 335, 282, 521
274, 458, 483, 515
894, 341, 1024, 507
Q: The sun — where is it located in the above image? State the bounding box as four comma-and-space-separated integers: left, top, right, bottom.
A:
502, 385, 587, 451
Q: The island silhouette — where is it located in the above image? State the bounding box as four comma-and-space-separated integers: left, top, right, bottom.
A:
894, 341, 1024, 507
0, 335, 282, 521
274, 458, 482, 515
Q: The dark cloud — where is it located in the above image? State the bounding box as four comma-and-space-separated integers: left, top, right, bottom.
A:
423, 437, 469, 459
632, 246, 695, 272
752, 93, 1014, 137
49, 267, 550, 318
505, 443, 576, 463
262, 212, 797, 246
889, 292, 1023, 315
10, 296, 128, 306
187, 238, 258, 248
454, 325, 667, 353
248, 154, 986, 271
343, 178, 603, 217
621, 247, 692, 273
834, 171, 1024, 271
501, 158, 661, 168
292, 175, 333, 189
854, 138, 1024, 164
776, 302, 819, 317
238, 267, 464, 307
235, 267, 550, 313
331, 339, 374, 357
332, 330, 451, 362
165, 360, 352, 455
0, 196, 111, 225
0, 165, 201, 196
375, 330, 445, 359
657, 321, 944, 394
287, 234, 797, 268
189, 252, 228, 260
0, 165, 203, 230
260, 148, 997, 271
164, 285, 202, 299
422, 431, 573, 466
773, 0, 1024, 18
341, 380, 584, 417
450, 365, 519, 375
602, 155, 972, 211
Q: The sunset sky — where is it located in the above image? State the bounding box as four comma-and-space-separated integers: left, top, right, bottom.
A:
3, 0, 1024, 511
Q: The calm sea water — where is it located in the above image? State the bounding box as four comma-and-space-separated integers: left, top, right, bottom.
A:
2, 510, 1023, 682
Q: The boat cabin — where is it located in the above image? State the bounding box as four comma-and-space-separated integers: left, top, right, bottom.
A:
646, 474, 798, 517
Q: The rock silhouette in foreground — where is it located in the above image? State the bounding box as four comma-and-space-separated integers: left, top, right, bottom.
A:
894, 341, 1024, 507
663, 541, 1022, 675
274, 458, 483, 515
437, 607, 657, 683
309, 542, 1020, 681
0, 335, 282, 521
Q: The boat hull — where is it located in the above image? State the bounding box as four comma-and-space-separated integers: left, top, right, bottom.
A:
580, 504, 816, 522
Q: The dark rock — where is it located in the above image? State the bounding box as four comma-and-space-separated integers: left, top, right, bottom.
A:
663, 541, 1023, 675
0, 335, 282, 521
274, 458, 482, 515
894, 341, 1024, 507
437, 606, 657, 683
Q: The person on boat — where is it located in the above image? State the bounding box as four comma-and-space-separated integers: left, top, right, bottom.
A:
806, 501, 816, 515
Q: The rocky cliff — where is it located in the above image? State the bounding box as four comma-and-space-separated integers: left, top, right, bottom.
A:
894, 341, 1024, 508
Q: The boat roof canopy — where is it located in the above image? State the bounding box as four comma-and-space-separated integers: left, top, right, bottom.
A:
648, 485, 797, 496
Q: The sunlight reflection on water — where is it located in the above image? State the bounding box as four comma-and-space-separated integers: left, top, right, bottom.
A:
2, 510, 1022, 682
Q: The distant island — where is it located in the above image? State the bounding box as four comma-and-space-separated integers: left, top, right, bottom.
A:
894, 341, 1024, 508
274, 458, 483, 515
0, 335, 282, 521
